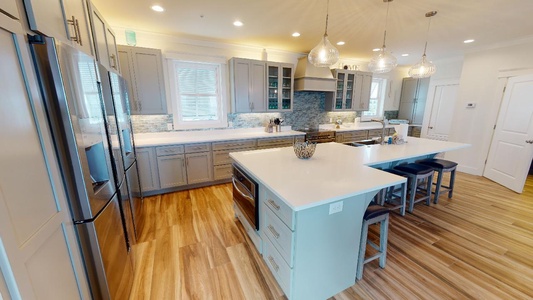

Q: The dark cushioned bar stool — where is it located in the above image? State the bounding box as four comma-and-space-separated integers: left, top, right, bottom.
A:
416, 158, 458, 203
356, 204, 390, 281
393, 163, 434, 213
380, 169, 407, 216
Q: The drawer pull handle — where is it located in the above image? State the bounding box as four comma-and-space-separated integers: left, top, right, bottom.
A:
268, 256, 279, 272
268, 224, 280, 239
268, 199, 280, 211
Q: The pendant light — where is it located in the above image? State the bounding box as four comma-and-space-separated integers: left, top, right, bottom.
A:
368, 0, 397, 74
308, 0, 339, 68
408, 11, 438, 78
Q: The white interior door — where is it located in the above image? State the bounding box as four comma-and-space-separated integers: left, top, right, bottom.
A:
423, 80, 459, 141
484, 74, 533, 193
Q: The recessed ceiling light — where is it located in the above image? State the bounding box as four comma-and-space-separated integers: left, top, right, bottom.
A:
464, 39, 475, 44
372, 48, 381, 52
292, 32, 301, 37
401, 53, 409, 57
337, 41, 345, 46
151, 5, 164, 12
233, 20, 243, 27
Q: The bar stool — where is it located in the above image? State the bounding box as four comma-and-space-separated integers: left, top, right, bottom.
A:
380, 169, 407, 216
393, 163, 434, 213
416, 158, 458, 203
356, 204, 390, 281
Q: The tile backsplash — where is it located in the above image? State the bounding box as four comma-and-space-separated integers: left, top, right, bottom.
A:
130, 92, 399, 133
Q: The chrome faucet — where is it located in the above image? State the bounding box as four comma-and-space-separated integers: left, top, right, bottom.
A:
371, 118, 386, 145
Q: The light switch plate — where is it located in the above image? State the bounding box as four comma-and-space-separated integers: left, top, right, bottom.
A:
167, 123, 173, 130
329, 201, 343, 215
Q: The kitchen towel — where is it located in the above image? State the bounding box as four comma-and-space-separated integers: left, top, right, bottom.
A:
394, 124, 409, 141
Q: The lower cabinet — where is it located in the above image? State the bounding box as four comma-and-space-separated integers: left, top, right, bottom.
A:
157, 154, 187, 189
185, 152, 213, 184
135, 147, 160, 192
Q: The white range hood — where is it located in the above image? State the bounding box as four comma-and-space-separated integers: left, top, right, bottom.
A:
293, 56, 336, 92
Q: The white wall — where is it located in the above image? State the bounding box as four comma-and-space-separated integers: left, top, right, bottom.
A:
445, 39, 533, 175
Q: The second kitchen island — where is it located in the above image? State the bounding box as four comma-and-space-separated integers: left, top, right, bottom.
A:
229, 138, 468, 300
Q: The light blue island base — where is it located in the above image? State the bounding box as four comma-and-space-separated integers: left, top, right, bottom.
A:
282, 191, 376, 299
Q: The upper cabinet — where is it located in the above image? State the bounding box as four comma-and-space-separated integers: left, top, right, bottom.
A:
398, 77, 430, 125
230, 58, 266, 113
89, 4, 119, 72
117, 45, 167, 115
22, 0, 93, 55
1, 0, 20, 19
267, 63, 293, 112
326, 69, 372, 111
229, 57, 295, 113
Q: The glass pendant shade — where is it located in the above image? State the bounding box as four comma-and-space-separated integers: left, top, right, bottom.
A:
368, 48, 397, 73
308, 34, 339, 68
408, 54, 436, 78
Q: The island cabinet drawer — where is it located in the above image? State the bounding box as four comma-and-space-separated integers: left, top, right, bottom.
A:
264, 205, 294, 267
184, 143, 211, 153
156, 145, 184, 156
263, 238, 292, 297
212, 139, 256, 151
213, 147, 254, 165
257, 137, 294, 148
368, 129, 384, 138
213, 164, 233, 180
263, 188, 294, 230
342, 130, 368, 142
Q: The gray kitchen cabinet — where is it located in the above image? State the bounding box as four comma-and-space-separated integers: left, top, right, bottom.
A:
267, 63, 294, 111
354, 71, 373, 111
326, 70, 372, 111
212, 139, 256, 180
135, 147, 160, 192
89, 4, 119, 71
185, 152, 213, 184
1, 0, 19, 19
230, 57, 266, 113
118, 45, 167, 115
22, 0, 93, 55
398, 77, 430, 125
336, 130, 368, 143
257, 136, 296, 149
157, 154, 187, 189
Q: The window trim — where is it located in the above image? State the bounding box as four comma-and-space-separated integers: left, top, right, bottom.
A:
167, 54, 228, 130
360, 77, 387, 121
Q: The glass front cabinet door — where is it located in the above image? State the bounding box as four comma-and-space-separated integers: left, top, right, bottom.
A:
267, 63, 294, 111
326, 69, 372, 111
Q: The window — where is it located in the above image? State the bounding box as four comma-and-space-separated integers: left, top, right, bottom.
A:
169, 58, 227, 129
361, 77, 387, 120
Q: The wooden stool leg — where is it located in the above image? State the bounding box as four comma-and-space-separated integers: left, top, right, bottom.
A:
379, 215, 389, 268
449, 168, 456, 198
356, 220, 369, 281
433, 169, 443, 203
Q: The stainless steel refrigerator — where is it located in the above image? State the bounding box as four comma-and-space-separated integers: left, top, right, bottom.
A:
98, 63, 144, 246
29, 35, 134, 299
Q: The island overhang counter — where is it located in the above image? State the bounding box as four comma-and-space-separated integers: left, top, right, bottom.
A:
229, 137, 469, 300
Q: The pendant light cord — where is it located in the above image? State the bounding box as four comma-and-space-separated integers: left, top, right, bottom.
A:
382, 0, 392, 48
324, 0, 330, 35
422, 11, 437, 56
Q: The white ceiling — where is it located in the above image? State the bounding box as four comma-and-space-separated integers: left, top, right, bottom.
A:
91, 0, 533, 65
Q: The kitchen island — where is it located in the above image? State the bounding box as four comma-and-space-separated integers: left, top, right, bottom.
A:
229, 137, 468, 300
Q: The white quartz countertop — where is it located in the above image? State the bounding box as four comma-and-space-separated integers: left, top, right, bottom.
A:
134, 127, 305, 147
230, 137, 469, 211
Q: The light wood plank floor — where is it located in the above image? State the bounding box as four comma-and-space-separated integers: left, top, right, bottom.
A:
129, 173, 533, 299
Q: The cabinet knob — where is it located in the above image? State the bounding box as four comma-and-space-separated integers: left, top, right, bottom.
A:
110, 54, 117, 69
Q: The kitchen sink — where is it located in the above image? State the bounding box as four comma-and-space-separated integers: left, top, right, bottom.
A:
343, 139, 380, 147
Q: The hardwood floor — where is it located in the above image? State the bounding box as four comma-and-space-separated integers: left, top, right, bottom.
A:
129, 173, 533, 299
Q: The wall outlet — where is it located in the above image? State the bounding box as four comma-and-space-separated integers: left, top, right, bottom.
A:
167, 123, 173, 130
329, 201, 343, 215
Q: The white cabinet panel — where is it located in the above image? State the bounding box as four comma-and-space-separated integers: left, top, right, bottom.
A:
0, 0, 19, 19
230, 58, 267, 113
23, 0, 68, 41
89, 4, 118, 71
0, 20, 89, 299
62, 0, 93, 55
105, 26, 118, 71
398, 77, 430, 125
